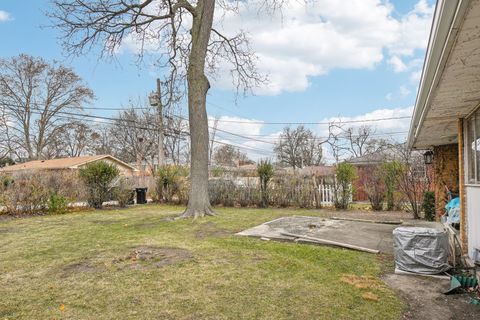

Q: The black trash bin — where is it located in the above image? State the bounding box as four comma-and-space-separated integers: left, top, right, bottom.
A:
135, 188, 148, 204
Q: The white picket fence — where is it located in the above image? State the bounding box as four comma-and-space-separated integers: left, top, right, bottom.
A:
319, 184, 335, 207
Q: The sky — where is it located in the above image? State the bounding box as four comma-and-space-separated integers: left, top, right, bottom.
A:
0, 0, 436, 161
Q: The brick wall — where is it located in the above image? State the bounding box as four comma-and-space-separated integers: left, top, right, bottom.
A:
433, 144, 459, 219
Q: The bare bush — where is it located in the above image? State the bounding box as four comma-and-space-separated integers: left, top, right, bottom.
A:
0, 170, 81, 215
363, 165, 385, 211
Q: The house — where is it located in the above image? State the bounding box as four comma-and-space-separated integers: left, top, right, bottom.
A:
347, 151, 399, 201
408, 0, 480, 261
0, 155, 138, 177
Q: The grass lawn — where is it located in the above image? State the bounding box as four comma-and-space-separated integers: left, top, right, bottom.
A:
0, 204, 403, 319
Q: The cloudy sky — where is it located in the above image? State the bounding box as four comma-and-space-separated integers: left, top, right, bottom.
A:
0, 0, 435, 161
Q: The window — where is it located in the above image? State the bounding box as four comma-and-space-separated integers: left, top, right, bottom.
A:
465, 110, 480, 184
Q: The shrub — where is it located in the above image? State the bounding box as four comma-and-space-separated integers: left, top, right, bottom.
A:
363, 165, 385, 211
156, 165, 189, 202
423, 191, 435, 221
0, 172, 49, 214
79, 161, 120, 209
269, 176, 291, 207
383, 161, 403, 210
47, 192, 68, 214
236, 185, 259, 207
334, 162, 357, 209
210, 166, 225, 178
257, 160, 274, 208
208, 178, 236, 207
292, 177, 316, 208
114, 177, 135, 208
205, 173, 323, 209
0, 171, 82, 215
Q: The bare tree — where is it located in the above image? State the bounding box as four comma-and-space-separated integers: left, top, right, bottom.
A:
164, 106, 189, 165
49, 0, 270, 218
327, 123, 376, 158
325, 122, 350, 164
58, 122, 94, 157
325, 122, 392, 164
43, 120, 93, 159
274, 126, 324, 169
342, 125, 374, 158
213, 144, 249, 166
0, 54, 94, 160
91, 125, 116, 156
0, 107, 10, 161
394, 144, 432, 219
109, 107, 159, 172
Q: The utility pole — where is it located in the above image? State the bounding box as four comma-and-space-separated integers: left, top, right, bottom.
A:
149, 78, 165, 170
156, 78, 165, 168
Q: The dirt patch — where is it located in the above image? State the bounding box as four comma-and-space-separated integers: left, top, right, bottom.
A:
195, 222, 231, 240
0, 227, 15, 234
341, 274, 382, 290
383, 274, 480, 319
90, 220, 122, 225
131, 221, 162, 229
61, 259, 106, 276
113, 246, 194, 269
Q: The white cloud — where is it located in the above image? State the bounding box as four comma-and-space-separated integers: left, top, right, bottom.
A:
400, 85, 411, 97
211, 0, 434, 95
0, 10, 11, 22
208, 116, 278, 161
318, 106, 413, 137
410, 69, 423, 83
121, 0, 434, 96
387, 0, 433, 57
207, 107, 414, 161
210, 116, 263, 136
388, 56, 407, 72
385, 93, 393, 101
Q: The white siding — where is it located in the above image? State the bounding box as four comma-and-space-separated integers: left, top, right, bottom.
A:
466, 186, 480, 260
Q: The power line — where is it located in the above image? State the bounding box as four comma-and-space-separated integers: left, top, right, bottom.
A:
206, 116, 412, 125
3, 102, 409, 154
3, 101, 412, 126
19, 109, 274, 156
226, 131, 409, 140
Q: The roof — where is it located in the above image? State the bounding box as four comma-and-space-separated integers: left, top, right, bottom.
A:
0, 155, 138, 173
284, 166, 335, 176
408, 0, 479, 148
347, 149, 399, 165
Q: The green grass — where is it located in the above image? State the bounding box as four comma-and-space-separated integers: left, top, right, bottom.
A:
0, 205, 403, 319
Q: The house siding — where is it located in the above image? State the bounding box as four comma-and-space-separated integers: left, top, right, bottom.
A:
465, 186, 480, 259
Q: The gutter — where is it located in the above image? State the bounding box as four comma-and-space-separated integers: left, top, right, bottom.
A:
407, 0, 472, 149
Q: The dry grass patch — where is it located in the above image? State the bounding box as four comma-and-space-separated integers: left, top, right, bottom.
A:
0, 204, 404, 319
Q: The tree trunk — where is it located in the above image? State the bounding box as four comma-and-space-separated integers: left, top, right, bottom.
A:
180, 0, 215, 219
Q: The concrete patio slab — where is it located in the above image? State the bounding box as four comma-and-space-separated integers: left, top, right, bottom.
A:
237, 215, 443, 254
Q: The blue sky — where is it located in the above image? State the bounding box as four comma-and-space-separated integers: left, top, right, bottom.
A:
0, 0, 436, 160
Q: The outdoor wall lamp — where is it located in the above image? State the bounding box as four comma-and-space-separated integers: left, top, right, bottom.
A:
424, 150, 434, 165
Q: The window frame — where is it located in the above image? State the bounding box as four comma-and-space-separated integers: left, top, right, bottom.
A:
465, 110, 480, 184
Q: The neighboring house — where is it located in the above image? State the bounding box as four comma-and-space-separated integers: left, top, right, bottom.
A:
347, 150, 402, 202
0, 155, 138, 177
285, 165, 336, 180
408, 0, 480, 261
